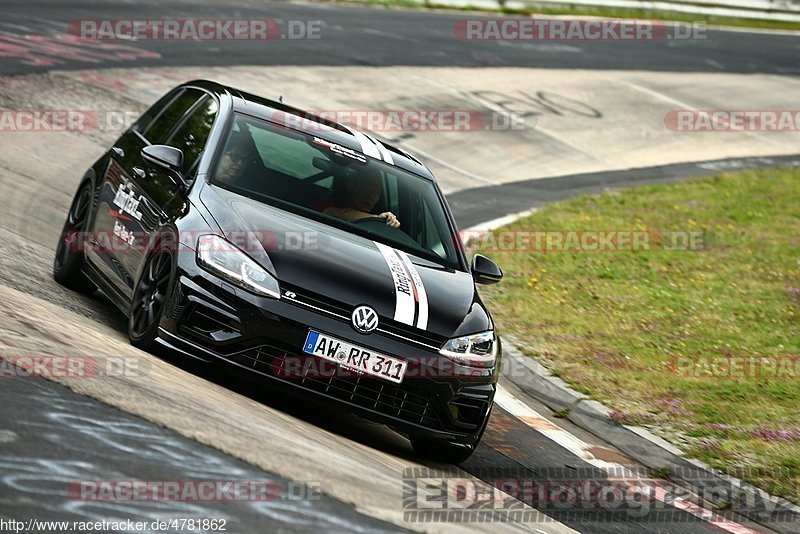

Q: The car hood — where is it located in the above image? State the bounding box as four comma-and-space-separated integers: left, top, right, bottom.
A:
200, 184, 490, 339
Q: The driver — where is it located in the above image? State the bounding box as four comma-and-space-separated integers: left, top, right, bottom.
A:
216, 130, 260, 186
324, 167, 400, 228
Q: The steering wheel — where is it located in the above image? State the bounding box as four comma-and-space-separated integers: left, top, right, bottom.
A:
351, 216, 423, 250
353, 216, 386, 225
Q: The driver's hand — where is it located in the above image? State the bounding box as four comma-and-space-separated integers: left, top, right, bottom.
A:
378, 212, 401, 228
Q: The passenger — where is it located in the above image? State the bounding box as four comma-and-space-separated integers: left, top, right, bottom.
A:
324, 167, 400, 228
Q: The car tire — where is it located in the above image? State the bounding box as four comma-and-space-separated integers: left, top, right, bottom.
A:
411, 404, 493, 464
53, 181, 96, 294
128, 245, 175, 351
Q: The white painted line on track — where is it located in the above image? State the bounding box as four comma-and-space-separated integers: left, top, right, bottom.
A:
407, 72, 620, 169
769, 74, 800, 87
610, 77, 798, 152
464, 209, 538, 233
495, 384, 762, 534
495, 385, 618, 468
401, 143, 498, 185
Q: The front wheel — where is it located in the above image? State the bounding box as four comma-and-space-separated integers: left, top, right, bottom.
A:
128, 247, 174, 351
53, 181, 96, 294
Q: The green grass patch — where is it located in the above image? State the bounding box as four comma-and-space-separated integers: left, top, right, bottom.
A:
476, 168, 800, 503
335, 0, 800, 32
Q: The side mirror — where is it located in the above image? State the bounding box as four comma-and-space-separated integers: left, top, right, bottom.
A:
141, 145, 187, 191
471, 254, 503, 285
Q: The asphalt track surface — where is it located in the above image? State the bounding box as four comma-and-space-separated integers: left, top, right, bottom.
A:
0, 370, 406, 533
0, 0, 799, 75
1, 1, 798, 533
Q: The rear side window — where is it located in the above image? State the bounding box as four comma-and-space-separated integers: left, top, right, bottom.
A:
165, 96, 218, 175
132, 90, 177, 135
143, 88, 206, 145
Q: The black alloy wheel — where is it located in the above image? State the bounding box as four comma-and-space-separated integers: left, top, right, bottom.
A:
129, 247, 174, 350
53, 182, 96, 294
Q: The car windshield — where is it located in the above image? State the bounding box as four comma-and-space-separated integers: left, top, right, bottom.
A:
210, 113, 461, 268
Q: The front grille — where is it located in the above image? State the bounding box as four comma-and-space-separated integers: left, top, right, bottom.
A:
232, 346, 441, 430
281, 284, 446, 350
380, 317, 447, 350
281, 283, 351, 318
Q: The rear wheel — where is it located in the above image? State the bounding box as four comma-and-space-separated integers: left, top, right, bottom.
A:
53, 182, 96, 294
129, 247, 174, 351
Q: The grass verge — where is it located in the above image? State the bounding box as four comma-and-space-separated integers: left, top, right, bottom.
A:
475, 168, 800, 503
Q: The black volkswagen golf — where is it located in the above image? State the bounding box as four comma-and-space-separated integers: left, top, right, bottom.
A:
54, 80, 503, 463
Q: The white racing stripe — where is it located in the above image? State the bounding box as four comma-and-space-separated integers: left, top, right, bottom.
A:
495, 385, 760, 534
396, 249, 428, 330
351, 130, 381, 159
365, 132, 394, 164
375, 242, 416, 326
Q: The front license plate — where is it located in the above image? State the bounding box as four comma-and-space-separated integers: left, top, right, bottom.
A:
303, 330, 407, 384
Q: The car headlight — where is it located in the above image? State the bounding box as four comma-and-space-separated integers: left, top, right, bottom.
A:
196, 234, 280, 299
439, 331, 497, 368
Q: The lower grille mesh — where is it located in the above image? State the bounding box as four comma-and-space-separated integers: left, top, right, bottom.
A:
233, 347, 441, 429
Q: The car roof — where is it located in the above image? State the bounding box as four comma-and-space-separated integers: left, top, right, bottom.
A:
183, 79, 436, 181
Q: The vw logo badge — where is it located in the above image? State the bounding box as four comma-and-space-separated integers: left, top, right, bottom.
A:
351, 305, 379, 334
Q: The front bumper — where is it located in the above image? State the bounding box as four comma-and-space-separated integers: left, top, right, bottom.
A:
157, 252, 498, 444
